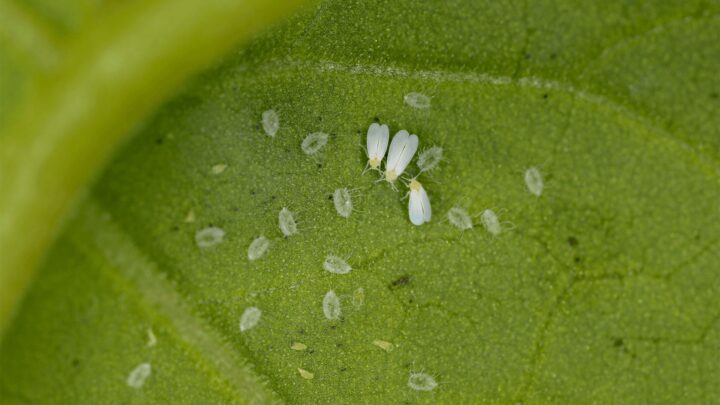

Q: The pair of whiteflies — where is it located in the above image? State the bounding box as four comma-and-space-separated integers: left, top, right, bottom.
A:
365, 123, 432, 226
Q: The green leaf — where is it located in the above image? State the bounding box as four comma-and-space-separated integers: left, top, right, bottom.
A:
0, 0, 311, 332
2, 0, 720, 403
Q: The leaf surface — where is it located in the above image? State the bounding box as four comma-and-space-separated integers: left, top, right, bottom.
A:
2, 1, 719, 403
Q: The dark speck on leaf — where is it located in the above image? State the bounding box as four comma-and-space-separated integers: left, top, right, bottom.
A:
613, 338, 624, 348
317, 163, 323, 169
340, 367, 347, 372
390, 274, 412, 289
155, 138, 163, 145
373, 116, 380, 122
710, 92, 719, 99
72, 358, 80, 368
328, 194, 333, 200
567, 236, 579, 247
330, 325, 337, 330
574, 256, 582, 264
542, 93, 549, 99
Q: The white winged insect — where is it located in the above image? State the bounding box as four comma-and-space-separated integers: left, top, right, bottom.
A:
408, 178, 431, 225
385, 130, 419, 184
365, 123, 389, 172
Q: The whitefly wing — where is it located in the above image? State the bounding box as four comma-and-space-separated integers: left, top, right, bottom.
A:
366, 123, 389, 160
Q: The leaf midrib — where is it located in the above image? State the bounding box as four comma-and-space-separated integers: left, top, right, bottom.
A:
68, 199, 284, 404
238, 56, 720, 176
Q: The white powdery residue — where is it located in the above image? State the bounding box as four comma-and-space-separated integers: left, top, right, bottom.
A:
127, 363, 152, 389
262, 109, 280, 138
278, 208, 298, 237
323, 255, 352, 274
239, 307, 262, 332
333, 188, 353, 218
247, 235, 270, 261
447, 206, 473, 231
408, 372, 437, 391
195, 227, 225, 248
481, 209, 502, 236
417, 146, 443, 172
404, 92, 431, 109
524, 166, 544, 197
322, 290, 341, 320
301, 132, 329, 155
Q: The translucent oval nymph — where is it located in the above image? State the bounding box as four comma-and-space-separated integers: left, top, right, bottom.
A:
408, 372, 437, 391
447, 206, 473, 230
278, 207, 298, 237
127, 363, 152, 389
322, 290, 342, 320
323, 255, 352, 274
301, 132, 329, 155
404, 92, 431, 109
524, 166, 544, 197
333, 188, 353, 218
247, 235, 270, 261
262, 109, 279, 138
481, 209, 502, 236
239, 306, 262, 332
417, 146, 443, 173
195, 226, 225, 248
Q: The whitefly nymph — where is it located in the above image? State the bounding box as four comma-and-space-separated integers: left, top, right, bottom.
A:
366, 123, 389, 171
524, 166, 544, 197
322, 290, 342, 320
385, 130, 419, 183
247, 235, 270, 261
301, 132, 329, 155
333, 188, 353, 218
447, 206, 473, 230
262, 109, 279, 138
239, 306, 262, 332
408, 178, 431, 225
408, 372, 438, 391
278, 207, 298, 237
417, 146, 443, 173
481, 209, 502, 236
323, 255, 352, 274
